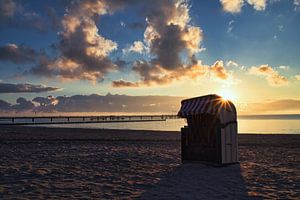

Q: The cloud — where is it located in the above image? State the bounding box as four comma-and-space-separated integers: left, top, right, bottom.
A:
33, 96, 58, 106
278, 65, 290, 70
246, 0, 267, 11
226, 60, 239, 67
3, 93, 300, 114
123, 41, 148, 54
143, 0, 203, 66
32, 96, 58, 112
220, 0, 267, 13
120, 21, 126, 27
0, 82, 60, 93
113, 0, 205, 86
296, 75, 300, 80
112, 80, 140, 87
0, 44, 38, 64
0, 0, 18, 18
113, 59, 235, 87
0, 0, 49, 32
220, 0, 244, 13
29, 0, 140, 83
294, 0, 300, 10
52, 93, 183, 113
0, 99, 11, 111
20, 0, 152, 83
226, 60, 245, 70
210, 60, 229, 80
11, 97, 35, 112
227, 20, 235, 34
249, 64, 289, 86
0, 93, 184, 113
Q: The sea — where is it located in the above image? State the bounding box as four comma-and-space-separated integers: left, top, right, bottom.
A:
28, 114, 300, 134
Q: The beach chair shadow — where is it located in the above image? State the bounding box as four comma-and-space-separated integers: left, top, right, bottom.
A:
137, 163, 261, 200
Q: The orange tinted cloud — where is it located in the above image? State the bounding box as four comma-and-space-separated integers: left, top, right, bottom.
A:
210, 60, 229, 80
249, 64, 289, 86
220, 0, 244, 13
112, 59, 234, 88
112, 80, 140, 88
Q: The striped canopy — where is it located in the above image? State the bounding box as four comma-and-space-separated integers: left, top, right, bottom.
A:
178, 94, 237, 124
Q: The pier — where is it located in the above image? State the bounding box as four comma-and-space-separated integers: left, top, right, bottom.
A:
0, 115, 179, 125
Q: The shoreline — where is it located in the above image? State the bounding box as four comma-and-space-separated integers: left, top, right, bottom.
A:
0, 125, 299, 144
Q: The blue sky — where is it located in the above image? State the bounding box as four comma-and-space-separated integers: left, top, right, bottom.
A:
0, 0, 300, 109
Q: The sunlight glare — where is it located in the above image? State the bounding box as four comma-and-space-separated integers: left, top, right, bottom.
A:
219, 89, 237, 102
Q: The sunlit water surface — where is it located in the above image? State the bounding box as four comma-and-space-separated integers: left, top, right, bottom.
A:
39, 118, 300, 134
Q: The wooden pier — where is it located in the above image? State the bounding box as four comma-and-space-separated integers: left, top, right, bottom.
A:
0, 115, 179, 125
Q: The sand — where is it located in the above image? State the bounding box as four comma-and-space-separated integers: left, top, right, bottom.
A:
0, 126, 299, 199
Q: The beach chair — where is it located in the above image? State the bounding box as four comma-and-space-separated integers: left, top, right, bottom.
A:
178, 94, 238, 166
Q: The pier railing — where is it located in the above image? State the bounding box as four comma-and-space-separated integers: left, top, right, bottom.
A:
0, 114, 179, 125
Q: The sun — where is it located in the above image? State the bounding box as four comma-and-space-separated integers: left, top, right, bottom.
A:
219, 89, 237, 102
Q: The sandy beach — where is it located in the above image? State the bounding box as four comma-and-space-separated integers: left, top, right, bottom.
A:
0, 126, 299, 199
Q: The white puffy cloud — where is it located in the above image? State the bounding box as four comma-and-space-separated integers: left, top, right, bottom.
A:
220, 0, 244, 13
246, 0, 267, 11
278, 65, 290, 70
123, 41, 148, 54
220, 0, 267, 13
226, 60, 239, 67
294, 0, 300, 10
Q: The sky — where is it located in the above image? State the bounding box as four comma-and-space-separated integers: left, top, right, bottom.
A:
0, 0, 300, 114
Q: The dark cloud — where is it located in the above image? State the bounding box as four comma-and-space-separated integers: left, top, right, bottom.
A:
29, 54, 54, 77
26, 0, 204, 85
112, 80, 139, 87
0, 99, 11, 111
1, 94, 300, 114
0, 93, 184, 113
0, 0, 18, 19
0, 44, 38, 64
32, 96, 58, 112
151, 24, 186, 70
11, 97, 35, 111
0, 0, 57, 33
0, 82, 60, 93
54, 93, 183, 113
29, 0, 132, 82
0, 0, 48, 32
113, 0, 204, 87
